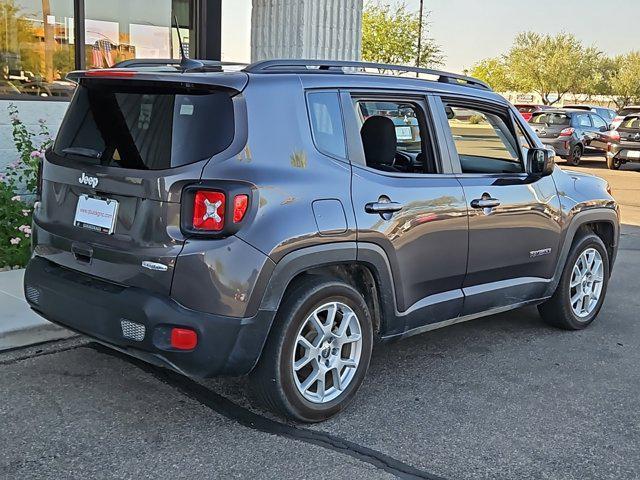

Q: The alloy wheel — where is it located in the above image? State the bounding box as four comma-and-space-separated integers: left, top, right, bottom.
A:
291, 302, 363, 404
569, 248, 604, 319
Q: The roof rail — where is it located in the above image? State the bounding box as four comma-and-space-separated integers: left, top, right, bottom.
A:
244, 59, 491, 91
113, 58, 248, 72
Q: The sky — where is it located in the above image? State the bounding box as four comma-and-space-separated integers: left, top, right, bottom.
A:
220, 0, 640, 73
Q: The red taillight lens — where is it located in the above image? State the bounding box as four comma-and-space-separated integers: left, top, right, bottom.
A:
85, 69, 137, 78
233, 194, 249, 223
192, 190, 225, 231
170, 328, 198, 350
609, 131, 621, 142
559, 127, 575, 137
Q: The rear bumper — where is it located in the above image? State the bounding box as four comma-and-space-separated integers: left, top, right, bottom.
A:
24, 256, 275, 378
608, 144, 640, 163
540, 137, 572, 156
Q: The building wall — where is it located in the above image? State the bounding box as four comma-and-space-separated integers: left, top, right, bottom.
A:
251, 0, 363, 61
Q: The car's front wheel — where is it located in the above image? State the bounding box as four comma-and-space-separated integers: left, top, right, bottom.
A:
538, 232, 610, 330
251, 277, 373, 422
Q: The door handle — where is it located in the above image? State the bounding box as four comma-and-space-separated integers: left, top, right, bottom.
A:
365, 201, 404, 214
470, 197, 501, 209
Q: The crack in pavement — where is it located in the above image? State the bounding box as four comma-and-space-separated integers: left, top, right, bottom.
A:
86, 343, 447, 480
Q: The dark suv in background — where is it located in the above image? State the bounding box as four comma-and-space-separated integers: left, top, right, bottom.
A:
24, 59, 619, 422
529, 109, 612, 165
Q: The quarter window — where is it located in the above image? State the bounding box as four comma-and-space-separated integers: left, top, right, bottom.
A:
307, 92, 346, 158
444, 104, 524, 174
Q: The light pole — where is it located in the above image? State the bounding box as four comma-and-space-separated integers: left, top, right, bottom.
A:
416, 0, 424, 76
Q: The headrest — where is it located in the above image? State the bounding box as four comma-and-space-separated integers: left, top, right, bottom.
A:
360, 116, 397, 166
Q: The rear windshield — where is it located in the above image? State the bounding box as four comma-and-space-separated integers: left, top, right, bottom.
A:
620, 116, 640, 130
619, 107, 640, 117
530, 112, 570, 126
53, 82, 235, 170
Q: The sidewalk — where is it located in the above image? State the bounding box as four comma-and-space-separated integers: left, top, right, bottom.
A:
0, 269, 74, 351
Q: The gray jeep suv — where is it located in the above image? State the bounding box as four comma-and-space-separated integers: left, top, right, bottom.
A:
24, 59, 620, 422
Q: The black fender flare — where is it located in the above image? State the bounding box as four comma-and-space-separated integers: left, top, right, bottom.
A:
544, 207, 619, 297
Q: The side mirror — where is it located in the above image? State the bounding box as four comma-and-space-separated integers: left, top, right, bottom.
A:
528, 148, 555, 177
599, 125, 608, 132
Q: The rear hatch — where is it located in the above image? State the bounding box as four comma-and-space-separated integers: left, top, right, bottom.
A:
530, 111, 572, 140
35, 70, 248, 295
616, 116, 640, 157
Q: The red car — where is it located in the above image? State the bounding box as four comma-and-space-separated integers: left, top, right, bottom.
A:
515, 104, 552, 122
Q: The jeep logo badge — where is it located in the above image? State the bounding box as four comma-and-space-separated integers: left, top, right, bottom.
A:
78, 172, 99, 188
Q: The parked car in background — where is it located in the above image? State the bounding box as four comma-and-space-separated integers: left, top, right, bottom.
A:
515, 104, 552, 122
564, 105, 617, 124
606, 114, 640, 169
529, 109, 611, 165
19, 80, 75, 99
611, 106, 640, 129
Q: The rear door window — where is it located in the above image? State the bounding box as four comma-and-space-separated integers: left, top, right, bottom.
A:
53, 82, 235, 170
576, 114, 592, 128
591, 114, 607, 130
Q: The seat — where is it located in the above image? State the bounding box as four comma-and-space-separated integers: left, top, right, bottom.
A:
360, 116, 398, 172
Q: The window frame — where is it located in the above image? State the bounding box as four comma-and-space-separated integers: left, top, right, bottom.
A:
437, 95, 528, 177
305, 89, 348, 161
0, 0, 220, 102
339, 90, 450, 177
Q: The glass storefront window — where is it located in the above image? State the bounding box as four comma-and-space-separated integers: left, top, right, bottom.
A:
0, 0, 76, 99
84, 0, 193, 69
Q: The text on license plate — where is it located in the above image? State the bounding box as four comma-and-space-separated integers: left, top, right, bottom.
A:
74, 195, 118, 234
627, 150, 640, 159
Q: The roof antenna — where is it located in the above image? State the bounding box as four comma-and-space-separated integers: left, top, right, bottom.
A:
173, 15, 203, 72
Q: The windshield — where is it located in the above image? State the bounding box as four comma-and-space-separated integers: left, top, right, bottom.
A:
53, 82, 235, 170
530, 112, 571, 126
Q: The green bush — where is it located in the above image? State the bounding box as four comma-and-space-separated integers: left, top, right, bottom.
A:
0, 104, 52, 269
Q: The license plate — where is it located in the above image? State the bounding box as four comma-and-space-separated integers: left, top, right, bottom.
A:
74, 195, 119, 234
395, 126, 413, 140
627, 150, 640, 159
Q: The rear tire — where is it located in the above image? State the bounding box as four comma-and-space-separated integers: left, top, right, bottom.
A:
606, 156, 622, 170
538, 233, 609, 330
250, 276, 373, 422
566, 145, 583, 166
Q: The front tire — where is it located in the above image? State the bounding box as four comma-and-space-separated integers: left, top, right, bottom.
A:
538, 233, 610, 330
250, 277, 373, 422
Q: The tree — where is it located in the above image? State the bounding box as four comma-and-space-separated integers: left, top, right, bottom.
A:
470, 58, 512, 92
507, 32, 600, 105
470, 32, 601, 104
362, 2, 444, 68
610, 52, 640, 109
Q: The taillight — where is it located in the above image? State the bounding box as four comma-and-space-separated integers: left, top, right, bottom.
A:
609, 131, 621, 142
559, 128, 575, 137
233, 194, 249, 223
192, 190, 225, 231
170, 328, 198, 350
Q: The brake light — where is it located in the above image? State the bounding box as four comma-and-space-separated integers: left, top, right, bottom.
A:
170, 328, 198, 350
192, 190, 225, 231
609, 131, 621, 142
85, 69, 137, 78
559, 128, 575, 137
233, 194, 249, 223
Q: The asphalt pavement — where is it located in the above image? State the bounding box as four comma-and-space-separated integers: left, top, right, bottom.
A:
1, 154, 639, 480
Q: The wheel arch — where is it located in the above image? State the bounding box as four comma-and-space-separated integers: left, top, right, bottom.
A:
545, 208, 619, 297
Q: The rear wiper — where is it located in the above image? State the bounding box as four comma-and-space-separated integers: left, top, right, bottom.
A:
61, 147, 102, 159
